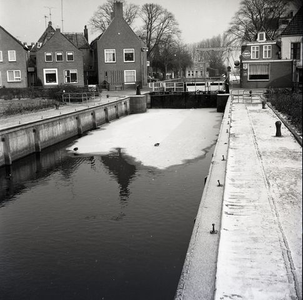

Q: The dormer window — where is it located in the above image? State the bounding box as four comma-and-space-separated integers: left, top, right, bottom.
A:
257, 32, 266, 42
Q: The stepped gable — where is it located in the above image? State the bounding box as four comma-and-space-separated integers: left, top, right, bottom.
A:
281, 6, 303, 36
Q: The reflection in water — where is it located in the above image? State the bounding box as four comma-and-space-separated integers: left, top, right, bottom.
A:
100, 148, 137, 205
0, 139, 85, 205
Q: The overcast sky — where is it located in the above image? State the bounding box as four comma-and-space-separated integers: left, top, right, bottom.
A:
0, 0, 241, 45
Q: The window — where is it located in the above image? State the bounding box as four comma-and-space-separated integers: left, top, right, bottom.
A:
66, 51, 74, 61
8, 50, 16, 61
257, 32, 266, 42
248, 64, 269, 80
124, 49, 135, 62
0, 51, 3, 62
251, 46, 259, 59
105, 49, 116, 63
45, 52, 53, 62
56, 52, 63, 62
124, 70, 136, 84
291, 43, 301, 60
263, 45, 272, 59
43, 69, 58, 85
64, 69, 78, 83
7, 70, 21, 82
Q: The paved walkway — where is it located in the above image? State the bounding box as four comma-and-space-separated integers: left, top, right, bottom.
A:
215, 97, 302, 299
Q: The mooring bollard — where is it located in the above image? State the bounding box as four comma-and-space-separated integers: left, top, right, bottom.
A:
210, 223, 218, 234
275, 121, 282, 137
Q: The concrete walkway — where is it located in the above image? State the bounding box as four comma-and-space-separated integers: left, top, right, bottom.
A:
215, 97, 302, 299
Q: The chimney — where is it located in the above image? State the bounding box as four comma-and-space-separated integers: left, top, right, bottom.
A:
48, 21, 52, 27
56, 27, 60, 32
84, 25, 88, 42
113, 1, 123, 19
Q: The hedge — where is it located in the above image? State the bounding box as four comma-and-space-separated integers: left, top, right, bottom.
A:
269, 89, 302, 134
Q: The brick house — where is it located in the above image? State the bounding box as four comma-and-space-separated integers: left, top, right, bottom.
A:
91, 1, 148, 90
280, 6, 303, 91
31, 22, 87, 87
240, 31, 293, 89
0, 26, 28, 88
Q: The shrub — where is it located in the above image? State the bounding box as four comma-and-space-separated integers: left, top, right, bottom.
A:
269, 89, 302, 134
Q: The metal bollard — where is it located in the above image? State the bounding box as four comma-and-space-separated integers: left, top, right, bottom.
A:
275, 121, 282, 137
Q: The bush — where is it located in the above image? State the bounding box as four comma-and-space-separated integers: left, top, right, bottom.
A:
0, 85, 97, 101
269, 89, 302, 134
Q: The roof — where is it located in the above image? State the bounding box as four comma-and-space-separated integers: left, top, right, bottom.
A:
31, 22, 55, 52
64, 33, 90, 49
0, 26, 28, 51
281, 6, 303, 36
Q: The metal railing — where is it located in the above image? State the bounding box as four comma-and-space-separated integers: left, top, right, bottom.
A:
231, 89, 266, 103
61, 92, 99, 103
148, 80, 225, 92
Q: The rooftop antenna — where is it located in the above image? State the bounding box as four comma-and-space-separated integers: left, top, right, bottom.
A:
44, 6, 55, 22
61, 0, 64, 32
44, 15, 48, 28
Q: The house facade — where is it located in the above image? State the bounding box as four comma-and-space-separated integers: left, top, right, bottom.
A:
240, 31, 293, 89
280, 6, 303, 91
0, 26, 28, 88
91, 1, 147, 90
31, 22, 86, 88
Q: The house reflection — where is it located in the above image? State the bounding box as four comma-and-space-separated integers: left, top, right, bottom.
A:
99, 148, 137, 205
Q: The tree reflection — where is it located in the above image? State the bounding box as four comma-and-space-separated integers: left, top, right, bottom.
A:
99, 148, 137, 205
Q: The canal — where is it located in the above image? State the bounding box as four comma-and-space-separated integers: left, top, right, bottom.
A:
0, 108, 222, 300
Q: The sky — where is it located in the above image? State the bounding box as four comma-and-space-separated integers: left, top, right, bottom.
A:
0, 0, 241, 45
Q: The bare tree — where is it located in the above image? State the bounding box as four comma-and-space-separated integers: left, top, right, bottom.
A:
226, 0, 295, 43
139, 3, 181, 60
89, 0, 139, 34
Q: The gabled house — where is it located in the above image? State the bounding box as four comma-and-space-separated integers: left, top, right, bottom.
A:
30, 21, 87, 87
280, 6, 303, 91
0, 26, 28, 88
240, 31, 293, 89
91, 1, 147, 90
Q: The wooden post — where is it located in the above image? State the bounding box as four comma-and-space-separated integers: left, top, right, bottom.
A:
33, 128, 41, 152
2, 135, 12, 165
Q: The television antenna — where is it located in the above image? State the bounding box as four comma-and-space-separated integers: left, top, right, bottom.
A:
44, 6, 55, 22
44, 15, 48, 28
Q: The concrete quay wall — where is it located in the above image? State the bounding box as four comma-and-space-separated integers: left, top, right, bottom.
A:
0, 95, 147, 167
175, 95, 232, 299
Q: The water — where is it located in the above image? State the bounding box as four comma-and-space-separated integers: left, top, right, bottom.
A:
0, 109, 221, 300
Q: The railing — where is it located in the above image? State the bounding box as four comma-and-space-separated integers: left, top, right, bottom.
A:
231, 89, 266, 103
61, 92, 99, 103
148, 80, 225, 92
